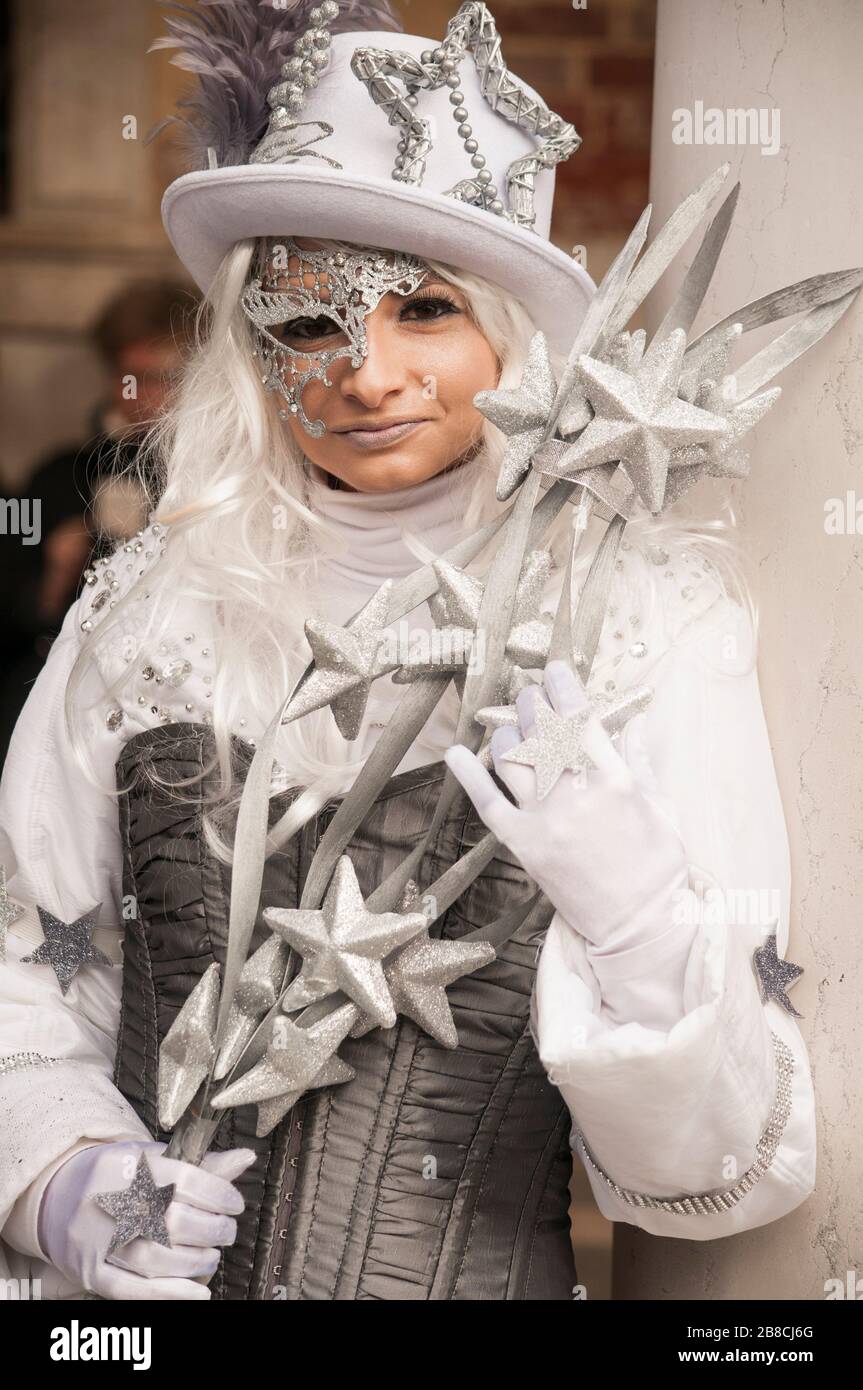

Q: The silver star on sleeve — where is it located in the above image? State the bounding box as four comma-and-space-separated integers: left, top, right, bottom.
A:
752, 928, 805, 1018
21, 903, 114, 995
92, 1151, 175, 1256
264, 856, 428, 1028
0, 865, 25, 962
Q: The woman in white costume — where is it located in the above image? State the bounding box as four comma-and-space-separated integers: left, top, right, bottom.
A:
0, 0, 834, 1301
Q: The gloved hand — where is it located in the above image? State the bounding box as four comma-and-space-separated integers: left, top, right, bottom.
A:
38, 1137, 257, 1301
444, 659, 690, 953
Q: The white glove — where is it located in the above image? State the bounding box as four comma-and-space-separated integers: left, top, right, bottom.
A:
445, 659, 690, 948
38, 1137, 257, 1301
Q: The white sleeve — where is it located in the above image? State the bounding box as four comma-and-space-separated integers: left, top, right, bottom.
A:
0, 580, 152, 1268
532, 574, 816, 1238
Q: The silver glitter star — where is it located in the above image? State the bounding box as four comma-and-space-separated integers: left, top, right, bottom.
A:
474, 331, 558, 501
350, 882, 496, 1047
557, 328, 647, 439
665, 379, 781, 506
213, 934, 287, 1081
264, 856, 428, 1028
211, 999, 359, 1111
158, 962, 220, 1130
92, 1151, 175, 1257
21, 903, 113, 995
282, 580, 400, 740
0, 866, 25, 963
352, 930, 495, 1048
502, 699, 593, 799
254, 1052, 356, 1138
478, 682, 653, 786
546, 329, 729, 513
498, 680, 654, 800
752, 928, 804, 1018
661, 325, 780, 506
392, 550, 554, 696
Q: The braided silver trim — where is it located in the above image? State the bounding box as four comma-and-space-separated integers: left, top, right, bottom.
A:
351, 2, 580, 230
574, 1030, 795, 1215
0, 1051, 63, 1078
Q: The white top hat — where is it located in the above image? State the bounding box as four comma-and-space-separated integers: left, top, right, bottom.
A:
158, 1, 595, 355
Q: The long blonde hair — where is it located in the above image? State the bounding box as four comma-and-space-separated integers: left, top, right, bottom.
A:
66, 238, 757, 859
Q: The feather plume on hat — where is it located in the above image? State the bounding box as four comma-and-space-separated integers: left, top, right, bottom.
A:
148, 0, 403, 171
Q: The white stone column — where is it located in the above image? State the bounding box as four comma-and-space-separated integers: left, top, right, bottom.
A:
613, 0, 863, 1301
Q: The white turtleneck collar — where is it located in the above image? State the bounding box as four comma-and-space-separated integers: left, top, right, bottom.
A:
303, 457, 478, 590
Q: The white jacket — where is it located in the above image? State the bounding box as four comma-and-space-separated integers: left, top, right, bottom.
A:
0, 507, 816, 1295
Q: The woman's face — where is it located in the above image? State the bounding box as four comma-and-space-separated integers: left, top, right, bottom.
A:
266, 239, 501, 492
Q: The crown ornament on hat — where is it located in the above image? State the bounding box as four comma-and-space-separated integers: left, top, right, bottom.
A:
152, 0, 581, 232
250, 0, 581, 231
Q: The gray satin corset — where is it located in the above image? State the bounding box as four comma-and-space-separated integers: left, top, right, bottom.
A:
112, 722, 577, 1300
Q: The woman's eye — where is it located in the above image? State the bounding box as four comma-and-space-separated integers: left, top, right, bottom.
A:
402, 296, 460, 321
276, 316, 342, 343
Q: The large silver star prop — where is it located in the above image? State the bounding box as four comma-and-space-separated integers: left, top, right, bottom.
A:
486, 680, 654, 800
536, 329, 729, 514
264, 856, 429, 1028
474, 331, 558, 501
211, 1000, 360, 1121
662, 328, 782, 507
350, 882, 496, 1048
0, 865, 25, 962
20, 903, 113, 995
158, 962, 220, 1130
212, 878, 496, 1137
92, 1152, 175, 1257
282, 580, 400, 740
752, 928, 805, 1019
392, 549, 555, 698
212, 934, 287, 1082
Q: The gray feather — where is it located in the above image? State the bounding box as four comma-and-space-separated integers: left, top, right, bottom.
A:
148, 0, 403, 171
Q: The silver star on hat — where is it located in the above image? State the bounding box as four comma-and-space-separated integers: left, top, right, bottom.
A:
21, 903, 114, 995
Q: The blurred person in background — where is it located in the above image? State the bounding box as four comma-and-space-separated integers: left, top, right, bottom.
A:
0, 279, 197, 769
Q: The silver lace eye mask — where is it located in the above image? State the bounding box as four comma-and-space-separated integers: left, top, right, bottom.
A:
241, 237, 432, 436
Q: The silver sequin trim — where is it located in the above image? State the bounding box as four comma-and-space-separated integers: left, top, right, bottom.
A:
0, 1051, 63, 1078
574, 1030, 795, 1214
